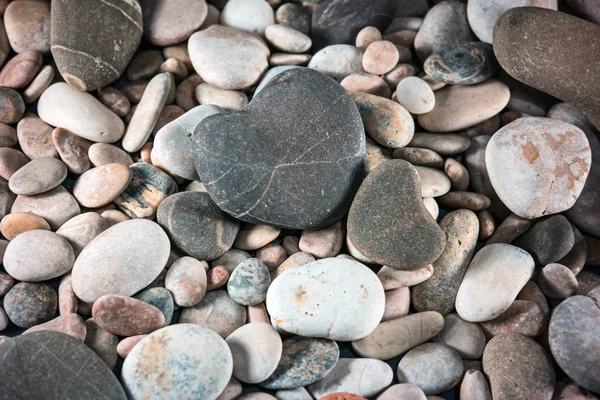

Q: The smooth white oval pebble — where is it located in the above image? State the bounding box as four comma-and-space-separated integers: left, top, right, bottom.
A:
396, 76, 435, 114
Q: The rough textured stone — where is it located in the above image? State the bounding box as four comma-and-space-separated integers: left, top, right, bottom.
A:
393, 147, 444, 168
479, 300, 545, 338
133, 287, 174, 327
23, 313, 86, 342
348, 160, 445, 270
52, 128, 92, 174
228, 258, 270, 306
84, 318, 118, 369
179, 290, 247, 338
377, 265, 434, 290
424, 42, 496, 85
4, 1, 51, 53
50, 0, 142, 91
0, 50, 42, 89
0, 87, 24, 124
3, 282, 57, 328
193, 68, 365, 230
307, 45, 365, 82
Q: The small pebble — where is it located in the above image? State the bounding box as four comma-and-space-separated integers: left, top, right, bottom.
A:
92, 294, 165, 337
179, 290, 247, 338
0, 212, 50, 240
395, 76, 435, 114
3, 282, 57, 328
362, 40, 399, 75
228, 258, 271, 306
165, 256, 208, 307
536, 263, 579, 300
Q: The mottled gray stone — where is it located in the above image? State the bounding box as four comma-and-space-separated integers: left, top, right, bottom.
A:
227, 258, 270, 306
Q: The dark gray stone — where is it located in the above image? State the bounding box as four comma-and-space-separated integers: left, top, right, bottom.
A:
50, 0, 143, 91
260, 336, 340, 390
193, 68, 365, 230
157, 191, 239, 261
0, 331, 127, 400
424, 42, 496, 85
3, 282, 56, 328
133, 287, 174, 327
513, 215, 575, 265
347, 159, 446, 270
276, 3, 311, 36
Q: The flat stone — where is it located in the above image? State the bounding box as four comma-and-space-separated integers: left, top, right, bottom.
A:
513, 215, 575, 265
8, 157, 66, 196
424, 42, 496, 85
4, 1, 51, 53
92, 294, 164, 336
311, 0, 396, 50
307, 45, 364, 82
11, 185, 80, 230
3, 282, 57, 328
73, 164, 132, 208
456, 244, 535, 322
157, 191, 239, 260
409, 133, 471, 156
24, 313, 86, 342
377, 265, 434, 289
486, 117, 591, 219
16, 114, 57, 159
352, 312, 444, 360
233, 224, 281, 251
484, 213, 532, 246
189, 25, 269, 90
412, 210, 479, 315
517, 280, 550, 314
38, 83, 124, 143
549, 295, 600, 393
0, 148, 29, 180
71, 219, 170, 303
362, 40, 399, 75
0, 331, 126, 399
351, 92, 414, 148
414, 0, 475, 61
165, 256, 208, 307
479, 300, 545, 338
437, 191, 491, 211
152, 104, 223, 180
179, 290, 247, 338
0, 50, 41, 89
196, 83, 248, 111
228, 258, 271, 306
418, 79, 510, 132
0, 87, 24, 124
133, 287, 174, 327
433, 313, 486, 359
140, 0, 207, 46
577, 271, 600, 296
88, 143, 133, 167
56, 212, 109, 256
122, 324, 232, 399
308, 358, 393, 399
494, 7, 600, 128
226, 322, 282, 384
51, 0, 142, 91
483, 333, 555, 400
52, 128, 92, 175
267, 258, 385, 341
348, 160, 446, 270
0, 212, 49, 240
193, 68, 364, 229
397, 343, 463, 395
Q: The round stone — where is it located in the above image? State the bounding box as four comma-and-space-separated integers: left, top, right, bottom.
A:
486, 117, 591, 219
157, 191, 240, 261
71, 219, 170, 303
73, 164, 132, 208
514, 215, 575, 265
483, 333, 555, 400
395, 76, 435, 114
3, 282, 57, 328
307, 45, 365, 82
356, 26, 383, 50
122, 324, 232, 400
0, 50, 42, 89
265, 24, 311, 53
3, 230, 74, 282
347, 160, 446, 270
433, 313, 486, 359
266, 258, 385, 341
0, 212, 50, 240
228, 258, 271, 306
414, 166, 451, 198
460, 370, 492, 400
56, 212, 109, 256
234, 224, 281, 251
536, 263, 578, 300
299, 221, 344, 259
193, 68, 364, 229
455, 244, 535, 322
226, 322, 282, 384
0, 87, 24, 124
196, 83, 248, 111
362, 40, 399, 75
165, 256, 208, 307
396, 343, 463, 395
88, 143, 133, 167
221, 0, 274, 36
179, 290, 247, 338
92, 294, 164, 336
16, 114, 57, 160
4, 1, 51, 53
11, 185, 80, 230
126, 50, 164, 81
424, 42, 496, 85
340, 73, 391, 98
260, 336, 339, 390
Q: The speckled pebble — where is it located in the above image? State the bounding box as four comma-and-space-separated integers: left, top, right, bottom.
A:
92, 294, 164, 336
3, 282, 57, 328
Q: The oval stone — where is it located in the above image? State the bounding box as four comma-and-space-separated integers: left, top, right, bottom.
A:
424, 42, 496, 85
165, 256, 208, 307
51, 127, 92, 175
395, 76, 436, 114
3, 282, 57, 328
8, 157, 66, 196
3, 230, 74, 282
73, 163, 132, 208
56, 212, 109, 256
140, 0, 207, 46
456, 244, 535, 322
0, 50, 42, 89
260, 336, 339, 390
0, 212, 50, 240
11, 185, 80, 230
226, 322, 282, 384
157, 191, 240, 261
228, 258, 271, 306
485, 117, 591, 219
0, 87, 24, 124
0, 147, 29, 180
479, 300, 545, 338
409, 133, 471, 156
4, 1, 51, 53
122, 324, 232, 400
266, 258, 385, 341
377, 265, 434, 290
88, 143, 133, 167
179, 290, 247, 338
92, 294, 164, 336
38, 83, 125, 143
307, 45, 365, 82
71, 219, 170, 303
433, 313, 486, 359
16, 114, 57, 159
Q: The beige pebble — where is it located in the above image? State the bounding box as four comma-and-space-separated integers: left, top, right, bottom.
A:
269, 53, 312, 66
0, 148, 29, 180
216, 377, 243, 400
414, 166, 451, 197
52, 128, 92, 175
151, 105, 186, 136
346, 235, 373, 264
8, 157, 67, 196
383, 30, 416, 48
207, 265, 230, 291
176, 73, 203, 111
97, 86, 131, 117
117, 334, 147, 358
58, 273, 78, 315
23, 313, 87, 342
16, 113, 57, 160
56, 212, 109, 256
0, 212, 50, 240
22, 65, 54, 104
393, 147, 444, 168
255, 243, 287, 271
196, 82, 248, 111
365, 136, 392, 175
11, 185, 80, 230
419, 72, 447, 91
299, 221, 344, 259
165, 256, 208, 307
395, 76, 435, 114
159, 57, 188, 81
163, 45, 192, 71
139, 142, 153, 164
185, 180, 207, 192
247, 302, 270, 323
212, 249, 251, 273
477, 211, 495, 241
234, 224, 280, 251
88, 143, 133, 167
444, 158, 470, 191
363, 40, 399, 75
100, 209, 130, 227
382, 287, 410, 322
423, 197, 439, 220
0, 87, 25, 124
270, 251, 315, 280
340, 73, 391, 98
73, 164, 132, 208
265, 24, 312, 53
0, 50, 42, 89
377, 265, 434, 290
356, 26, 382, 50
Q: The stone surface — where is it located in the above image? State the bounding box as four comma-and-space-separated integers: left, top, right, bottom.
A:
348, 160, 445, 270
307, 358, 393, 399
377, 264, 434, 289
88, 143, 133, 167
16, 114, 57, 160
265, 24, 311, 54
58, 274, 77, 315
393, 147, 444, 168
433, 313, 486, 359
362, 40, 399, 75
189, 25, 269, 90
396, 76, 436, 114
4, 1, 51, 53
179, 290, 247, 338
485, 213, 532, 246
3, 230, 74, 282
307, 45, 364, 82
410, 133, 471, 156
460, 370, 492, 400
483, 333, 556, 400
397, 343, 463, 395
141, 0, 207, 46
193, 68, 364, 230
486, 117, 591, 219
0, 123, 17, 148
0, 87, 24, 124
437, 192, 491, 211
276, 3, 310, 36
341, 73, 391, 98
378, 384, 426, 400
418, 79, 510, 132
382, 287, 410, 321
165, 256, 208, 307
73, 164, 132, 208
22, 64, 54, 104
412, 210, 479, 315
51, 0, 142, 91
456, 244, 535, 322
494, 7, 600, 128
84, 318, 118, 369
92, 294, 164, 336
513, 215, 575, 265
11, 186, 80, 230
8, 157, 66, 196
97, 87, 131, 118
414, 166, 451, 198
122, 324, 232, 399
213, 249, 252, 273
234, 224, 280, 251
221, 0, 274, 36
228, 258, 271, 306
23, 313, 86, 342
424, 42, 496, 85
267, 258, 385, 341
52, 128, 92, 175
134, 287, 174, 327
158, 191, 239, 260
549, 295, 600, 393
38, 83, 125, 143
0, 331, 126, 399
0, 148, 29, 181
226, 322, 282, 384
72, 219, 170, 303
4, 282, 57, 328
0, 50, 42, 89
299, 221, 344, 259
537, 263, 578, 299
56, 212, 109, 256
479, 300, 546, 338
260, 336, 339, 390
352, 312, 444, 360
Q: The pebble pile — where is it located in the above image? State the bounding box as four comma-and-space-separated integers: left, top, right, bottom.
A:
0, 0, 598, 399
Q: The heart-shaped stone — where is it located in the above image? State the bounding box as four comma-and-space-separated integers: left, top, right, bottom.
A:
193, 68, 365, 229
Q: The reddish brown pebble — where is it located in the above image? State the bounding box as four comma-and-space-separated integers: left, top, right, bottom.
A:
217, 377, 243, 400
477, 211, 495, 241
256, 243, 287, 271
552, 380, 600, 400
3, 1, 51, 53
117, 334, 147, 358
160, 57, 188, 81
0, 123, 17, 148
0, 147, 29, 180
270, 252, 315, 280
165, 256, 208, 307
0, 87, 24, 124
121, 80, 149, 104
444, 158, 470, 191
479, 300, 546, 338
484, 213, 532, 246
536, 263, 579, 300
299, 221, 344, 259
23, 313, 87, 342
176, 73, 203, 111
460, 370, 492, 400
92, 294, 165, 337
436, 191, 491, 211
0, 50, 42, 89
517, 280, 550, 314
52, 127, 92, 174
140, 142, 153, 163
16, 114, 58, 159
0, 212, 50, 240
384, 64, 417, 88
84, 318, 119, 369
207, 265, 230, 291
382, 287, 410, 322
97, 86, 131, 117
282, 235, 300, 255
363, 40, 400, 75
246, 302, 270, 324
126, 49, 164, 81
234, 224, 281, 251
58, 273, 78, 315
